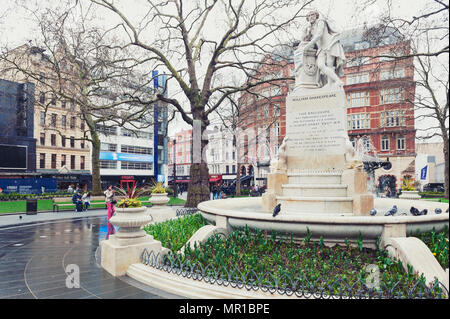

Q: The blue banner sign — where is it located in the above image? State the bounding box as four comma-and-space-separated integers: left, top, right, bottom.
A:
0, 178, 57, 194
420, 165, 428, 180
99, 152, 153, 163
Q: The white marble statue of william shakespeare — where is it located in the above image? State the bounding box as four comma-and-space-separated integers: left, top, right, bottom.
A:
300, 10, 346, 88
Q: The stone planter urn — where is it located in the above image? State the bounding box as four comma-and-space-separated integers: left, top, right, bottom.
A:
109, 206, 153, 239
399, 190, 421, 200
101, 205, 161, 277
149, 192, 170, 206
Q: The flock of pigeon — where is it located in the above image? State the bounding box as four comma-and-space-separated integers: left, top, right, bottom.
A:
369, 205, 448, 216
272, 203, 449, 217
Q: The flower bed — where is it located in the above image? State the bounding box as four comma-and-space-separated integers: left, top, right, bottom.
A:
157, 227, 446, 298
143, 213, 208, 251
413, 226, 449, 269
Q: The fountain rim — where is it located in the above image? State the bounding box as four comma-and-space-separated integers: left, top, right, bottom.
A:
198, 197, 449, 225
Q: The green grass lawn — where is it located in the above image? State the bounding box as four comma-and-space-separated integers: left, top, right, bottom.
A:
0, 196, 186, 215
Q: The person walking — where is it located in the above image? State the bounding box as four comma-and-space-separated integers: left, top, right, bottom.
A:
82, 191, 91, 211
104, 185, 116, 239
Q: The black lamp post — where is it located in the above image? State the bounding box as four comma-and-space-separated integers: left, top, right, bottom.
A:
173, 138, 178, 198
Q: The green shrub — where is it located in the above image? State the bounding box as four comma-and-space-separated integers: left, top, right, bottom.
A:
143, 213, 208, 251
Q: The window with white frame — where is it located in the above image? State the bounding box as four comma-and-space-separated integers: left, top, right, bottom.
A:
397, 135, 406, 150
347, 91, 370, 107
273, 104, 280, 117
347, 113, 370, 130
381, 135, 390, 151
380, 110, 405, 127
346, 73, 369, 85
275, 122, 281, 136
381, 68, 405, 80
380, 88, 404, 104
272, 87, 282, 96
264, 104, 269, 118
346, 56, 370, 67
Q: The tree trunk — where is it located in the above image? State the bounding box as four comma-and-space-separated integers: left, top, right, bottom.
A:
185, 119, 210, 208
90, 131, 102, 195
84, 114, 102, 195
185, 162, 211, 207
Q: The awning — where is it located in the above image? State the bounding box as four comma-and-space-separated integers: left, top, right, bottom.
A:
209, 176, 222, 182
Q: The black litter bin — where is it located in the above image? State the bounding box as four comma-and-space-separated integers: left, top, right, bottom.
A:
26, 198, 38, 215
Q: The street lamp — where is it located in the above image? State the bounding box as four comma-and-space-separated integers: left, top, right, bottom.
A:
173, 138, 178, 198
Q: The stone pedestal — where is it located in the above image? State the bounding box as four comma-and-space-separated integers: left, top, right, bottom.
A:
399, 191, 421, 200
101, 206, 162, 277
262, 170, 288, 213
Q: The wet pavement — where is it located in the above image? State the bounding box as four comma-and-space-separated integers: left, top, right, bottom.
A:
0, 213, 183, 299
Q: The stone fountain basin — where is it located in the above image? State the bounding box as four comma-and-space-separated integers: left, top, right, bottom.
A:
198, 197, 449, 247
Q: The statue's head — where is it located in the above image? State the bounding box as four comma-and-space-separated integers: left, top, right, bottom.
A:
306, 10, 319, 23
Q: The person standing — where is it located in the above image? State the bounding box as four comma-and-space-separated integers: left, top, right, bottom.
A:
104, 185, 116, 239
67, 184, 74, 193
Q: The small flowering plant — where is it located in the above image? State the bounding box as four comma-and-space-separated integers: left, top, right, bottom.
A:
401, 177, 416, 191
151, 182, 166, 194
114, 185, 152, 208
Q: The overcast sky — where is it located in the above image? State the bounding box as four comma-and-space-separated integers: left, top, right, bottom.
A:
0, 0, 445, 143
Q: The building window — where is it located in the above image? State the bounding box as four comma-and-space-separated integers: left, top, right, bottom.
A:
121, 128, 152, 139
40, 133, 45, 145
380, 88, 404, 104
363, 137, 371, 151
232, 165, 236, 173
70, 117, 76, 129
39, 92, 45, 104
80, 140, 85, 149
70, 155, 75, 169
70, 100, 75, 111
62, 136, 66, 147
80, 156, 85, 170
99, 160, 117, 169
51, 134, 56, 146
226, 165, 229, 174
380, 110, 405, 127
61, 154, 66, 167
61, 100, 66, 109
381, 68, 404, 80
50, 94, 56, 105
121, 161, 152, 170
346, 56, 369, 67
51, 154, 57, 169
264, 105, 269, 118
70, 136, 75, 148
381, 136, 390, 151
40, 112, 46, 126
51, 113, 57, 127
80, 121, 85, 131
347, 91, 370, 107
346, 73, 369, 85
97, 125, 117, 136
348, 113, 370, 130
275, 122, 281, 136
61, 115, 66, 128
100, 143, 117, 152
397, 135, 406, 150
39, 153, 45, 169
121, 145, 153, 155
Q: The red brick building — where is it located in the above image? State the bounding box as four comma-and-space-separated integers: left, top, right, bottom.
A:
238, 26, 416, 195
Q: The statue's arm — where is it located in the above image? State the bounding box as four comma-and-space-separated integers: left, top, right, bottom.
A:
305, 20, 325, 49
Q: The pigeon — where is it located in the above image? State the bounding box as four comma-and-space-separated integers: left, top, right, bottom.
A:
273, 204, 281, 217
435, 208, 442, 214
446, 208, 449, 214
370, 209, 377, 216
419, 209, 428, 216
385, 205, 398, 216
19, 215, 22, 220
410, 206, 420, 216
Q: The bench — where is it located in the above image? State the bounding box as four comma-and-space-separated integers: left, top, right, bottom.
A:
53, 195, 107, 212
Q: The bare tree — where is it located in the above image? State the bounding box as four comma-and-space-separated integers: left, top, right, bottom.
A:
1, 1, 159, 194
90, 0, 312, 206
356, 0, 449, 198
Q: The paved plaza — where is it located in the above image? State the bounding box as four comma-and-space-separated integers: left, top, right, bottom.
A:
0, 209, 183, 299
